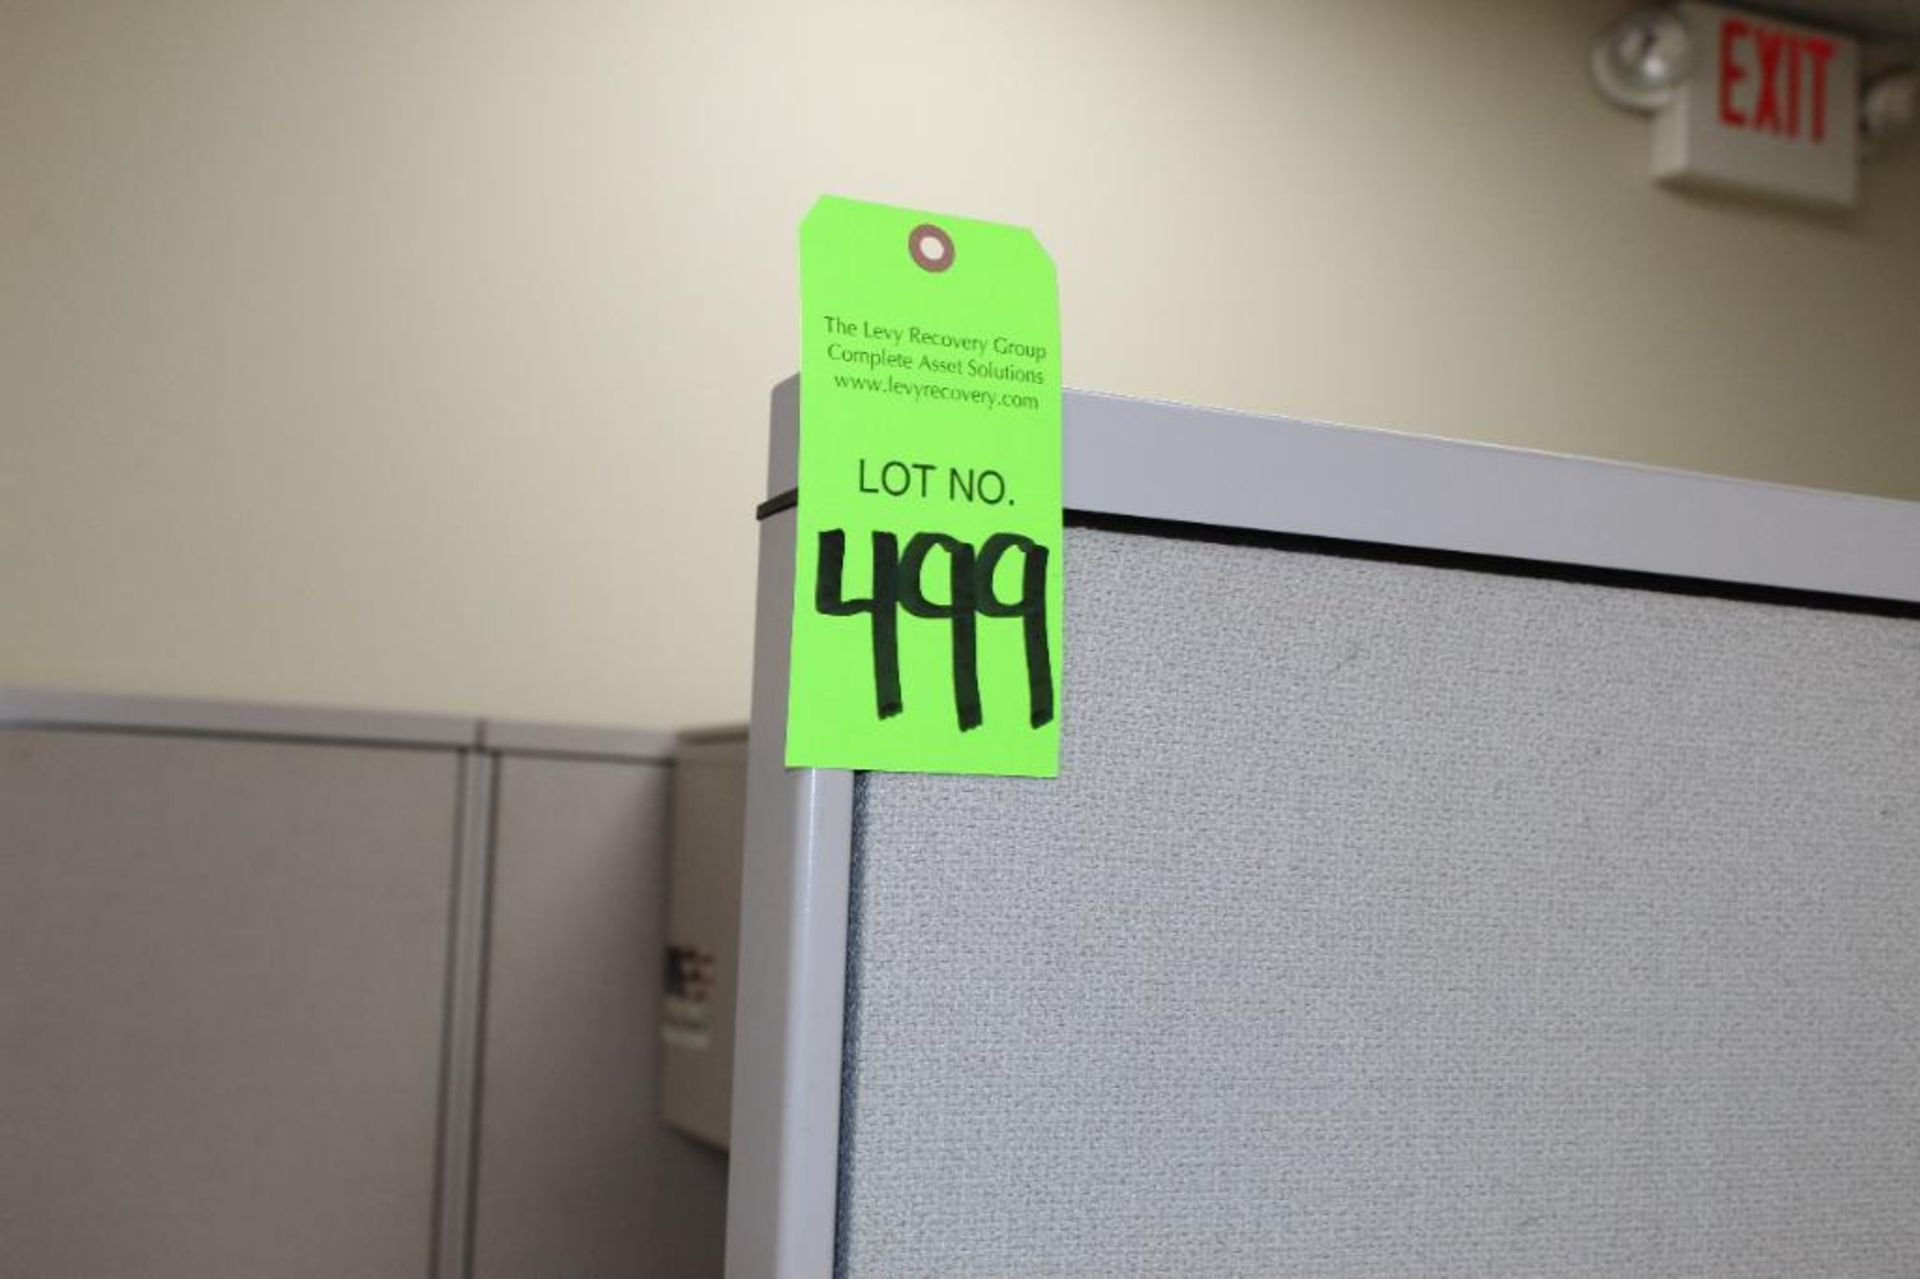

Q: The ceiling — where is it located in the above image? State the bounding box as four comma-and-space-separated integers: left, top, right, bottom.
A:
1745, 0, 1920, 38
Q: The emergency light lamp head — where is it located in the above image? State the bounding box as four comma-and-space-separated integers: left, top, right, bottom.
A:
1860, 66, 1917, 153
1592, 7, 1697, 112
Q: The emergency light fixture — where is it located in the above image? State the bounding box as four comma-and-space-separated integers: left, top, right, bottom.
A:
1590, 3, 1913, 207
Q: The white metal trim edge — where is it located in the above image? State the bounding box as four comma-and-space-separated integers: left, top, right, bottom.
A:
765, 377, 1920, 606
726, 508, 855, 1279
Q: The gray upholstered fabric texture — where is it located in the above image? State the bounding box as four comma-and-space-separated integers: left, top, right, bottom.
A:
838, 525, 1920, 1277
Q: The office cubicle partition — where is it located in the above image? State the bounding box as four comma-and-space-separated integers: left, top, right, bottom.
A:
0, 692, 726, 1279
730, 381, 1920, 1276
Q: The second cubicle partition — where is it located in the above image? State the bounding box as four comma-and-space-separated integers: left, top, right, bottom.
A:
0, 690, 730, 1279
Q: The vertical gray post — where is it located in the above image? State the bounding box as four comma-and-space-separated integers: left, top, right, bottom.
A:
433, 751, 497, 1279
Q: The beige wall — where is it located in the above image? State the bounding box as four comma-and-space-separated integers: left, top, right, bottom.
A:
4, 0, 1918, 728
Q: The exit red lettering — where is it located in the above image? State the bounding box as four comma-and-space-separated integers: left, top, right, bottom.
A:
1718, 17, 1835, 142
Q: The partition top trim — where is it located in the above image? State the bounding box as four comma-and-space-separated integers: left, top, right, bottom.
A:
480, 718, 677, 763
764, 376, 1920, 607
0, 686, 480, 749
0, 688, 686, 761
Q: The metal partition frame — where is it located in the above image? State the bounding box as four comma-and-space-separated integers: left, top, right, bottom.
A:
726, 377, 1920, 1278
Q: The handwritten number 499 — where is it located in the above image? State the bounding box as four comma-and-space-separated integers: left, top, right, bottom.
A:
816, 530, 1054, 731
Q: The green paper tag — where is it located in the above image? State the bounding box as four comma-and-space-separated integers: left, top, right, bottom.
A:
787, 196, 1062, 777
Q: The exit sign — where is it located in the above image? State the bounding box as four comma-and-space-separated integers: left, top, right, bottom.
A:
1654, 3, 1860, 207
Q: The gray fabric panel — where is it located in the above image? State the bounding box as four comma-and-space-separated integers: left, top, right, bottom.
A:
473, 755, 728, 1279
0, 730, 456, 1279
839, 526, 1920, 1277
